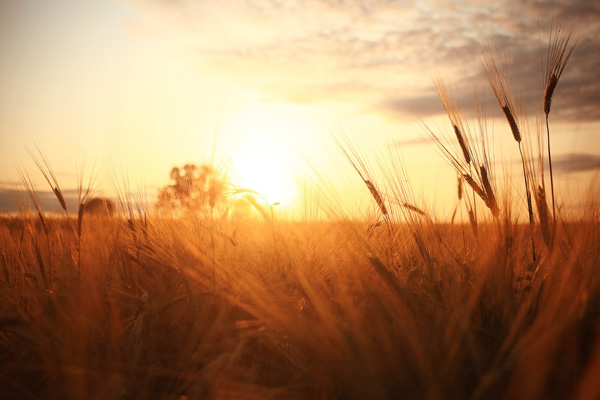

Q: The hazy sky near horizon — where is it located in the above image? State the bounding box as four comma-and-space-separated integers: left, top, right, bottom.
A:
1, 0, 599, 216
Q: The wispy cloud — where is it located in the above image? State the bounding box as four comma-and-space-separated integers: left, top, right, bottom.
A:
552, 153, 600, 174
125, 0, 599, 121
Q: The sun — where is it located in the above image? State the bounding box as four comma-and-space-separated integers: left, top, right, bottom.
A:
226, 102, 308, 206
232, 140, 296, 205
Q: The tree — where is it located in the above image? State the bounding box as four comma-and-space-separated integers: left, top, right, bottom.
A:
157, 163, 225, 214
83, 197, 116, 216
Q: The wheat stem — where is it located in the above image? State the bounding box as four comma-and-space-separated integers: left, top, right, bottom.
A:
519, 144, 536, 263
545, 114, 557, 226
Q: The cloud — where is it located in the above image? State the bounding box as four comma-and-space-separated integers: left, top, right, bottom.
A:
0, 188, 80, 214
380, 94, 443, 118
125, 0, 600, 121
552, 153, 600, 174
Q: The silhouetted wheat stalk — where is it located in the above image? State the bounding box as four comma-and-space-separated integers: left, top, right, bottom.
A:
27, 146, 68, 216
17, 168, 50, 286
76, 163, 95, 279
433, 77, 473, 165
523, 116, 553, 249
338, 141, 389, 222
482, 45, 536, 263
425, 80, 499, 219
542, 19, 577, 224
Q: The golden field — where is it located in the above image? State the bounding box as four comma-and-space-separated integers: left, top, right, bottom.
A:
2, 21, 599, 399
1, 199, 599, 399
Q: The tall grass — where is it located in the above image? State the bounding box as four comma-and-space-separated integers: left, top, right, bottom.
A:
1, 21, 598, 400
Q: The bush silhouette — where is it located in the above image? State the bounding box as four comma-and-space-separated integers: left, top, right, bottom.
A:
83, 197, 115, 216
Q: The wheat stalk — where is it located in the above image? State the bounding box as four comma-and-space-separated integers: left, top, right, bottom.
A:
482, 45, 536, 262
522, 114, 554, 250
433, 77, 474, 165
365, 180, 388, 217
401, 203, 425, 216
76, 162, 95, 279
27, 146, 67, 215
481, 45, 521, 143
542, 19, 577, 224
543, 20, 577, 116
467, 208, 478, 237
338, 141, 389, 222
535, 185, 551, 247
480, 164, 499, 217
427, 80, 499, 220
17, 168, 53, 285
462, 174, 485, 202
17, 169, 48, 236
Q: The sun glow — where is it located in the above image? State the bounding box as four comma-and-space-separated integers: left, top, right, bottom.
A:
233, 141, 296, 205
226, 101, 322, 206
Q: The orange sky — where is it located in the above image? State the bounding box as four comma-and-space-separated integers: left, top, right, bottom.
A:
1, 0, 599, 219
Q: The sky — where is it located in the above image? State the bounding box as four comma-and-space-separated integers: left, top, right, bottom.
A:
1, 0, 599, 219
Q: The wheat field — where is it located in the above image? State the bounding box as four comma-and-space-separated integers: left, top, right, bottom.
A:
2, 22, 600, 400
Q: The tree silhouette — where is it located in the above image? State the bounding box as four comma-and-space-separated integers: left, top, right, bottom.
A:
157, 163, 225, 214
83, 197, 116, 216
